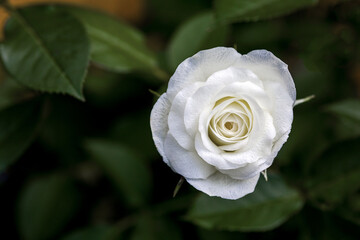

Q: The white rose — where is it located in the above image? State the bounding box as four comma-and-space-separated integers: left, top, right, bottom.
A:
150, 47, 296, 199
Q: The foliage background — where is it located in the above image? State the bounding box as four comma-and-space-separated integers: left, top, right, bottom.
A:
0, 0, 359, 239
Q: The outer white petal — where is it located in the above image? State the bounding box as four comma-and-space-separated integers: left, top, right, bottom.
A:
206, 66, 264, 91
237, 50, 296, 101
164, 133, 216, 179
219, 158, 268, 180
168, 82, 203, 150
272, 129, 291, 154
236, 50, 295, 142
226, 130, 292, 180
150, 93, 171, 165
187, 172, 260, 200
167, 47, 241, 101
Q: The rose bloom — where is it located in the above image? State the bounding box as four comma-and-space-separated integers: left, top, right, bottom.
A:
150, 47, 296, 199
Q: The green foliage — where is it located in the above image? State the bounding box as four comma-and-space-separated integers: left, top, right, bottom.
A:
61, 226, 114, 240
167, 11, 229, 71
336, 192, 360, 226
17, 173, 80, 240
130, 214, 182, 240
0, 77, 29, 111
214, 0, 318, 24
326, 99, 360, 138
186, 174, 304, 231
306, 138, 360, 209
0, 6, 89, 100
326, 99, 360, 123
0, 98, 44, 172
85, 139, 152, 207
67, 7, 158, 74
110, 109, 158, 161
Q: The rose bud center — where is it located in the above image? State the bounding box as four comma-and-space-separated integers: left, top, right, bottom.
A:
208, 97, 253, 151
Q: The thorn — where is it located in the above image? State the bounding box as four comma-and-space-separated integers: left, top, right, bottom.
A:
261, 169, 268, 181
149, 89, 161, 98
173, 177, 185, 198
294, 95, 315, 107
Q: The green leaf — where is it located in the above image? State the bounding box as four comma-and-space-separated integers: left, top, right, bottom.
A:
186, 173, 304, 231
0, 6, 90, 101
110, 110, 158, 161
326, 99, 360, 123
130, 214, 182, 240
67, 7, 158, 73
0, 78, 29, 111
306, 138, 360, 209
214, 0, 318, 24
336, 193, 360, 226
0, 98, 44, 172
61, 225, 114, 240
17, 173, 80, 240
167, 11, 229, 71
197, 228, 245, 240
326, 99, 360, 138
85, 140, 152, 207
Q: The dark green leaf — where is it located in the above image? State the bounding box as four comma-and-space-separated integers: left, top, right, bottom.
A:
197, 228, 245, 240
67, 7, 158, 73
214, 0, 318, 24
306, 138, 360, 209
326, 99, 360, 138
110, 110, 158, 161
0, 78, 29, 111
326, 99, 360, 123
167, 11, 229, 71
186, 173, 304, 231
150, 0, 211, 25
336, 193, 360, 226
0, 98, 44, 172
85, 140, 152, 207
1, 6, 90, 100
61, 225, 114, 240
130, 214, 182, 240
17, 174, 80, 240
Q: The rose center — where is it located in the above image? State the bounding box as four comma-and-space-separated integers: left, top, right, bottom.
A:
224, 121, 234, 130
208, 97, 253, 151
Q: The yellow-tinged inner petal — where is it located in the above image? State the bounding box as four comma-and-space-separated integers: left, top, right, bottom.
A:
208, 97, 253, 150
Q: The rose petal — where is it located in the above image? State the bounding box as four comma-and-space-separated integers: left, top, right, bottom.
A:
167, 47, 241, 101
197, 92, 276, 167
164, 133, 216, 179
206, 66, 264, 90
187, 172, 260, 199
195, 133, 244, 170
237, 50, 296, 101
222, 108, 276, 164
236, 50, 295, 142
168, 82, 203, 150
219, 158, 269, 180
184, 84, 223, 138
212, 80, 272, 112
150, 93, 171, 165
